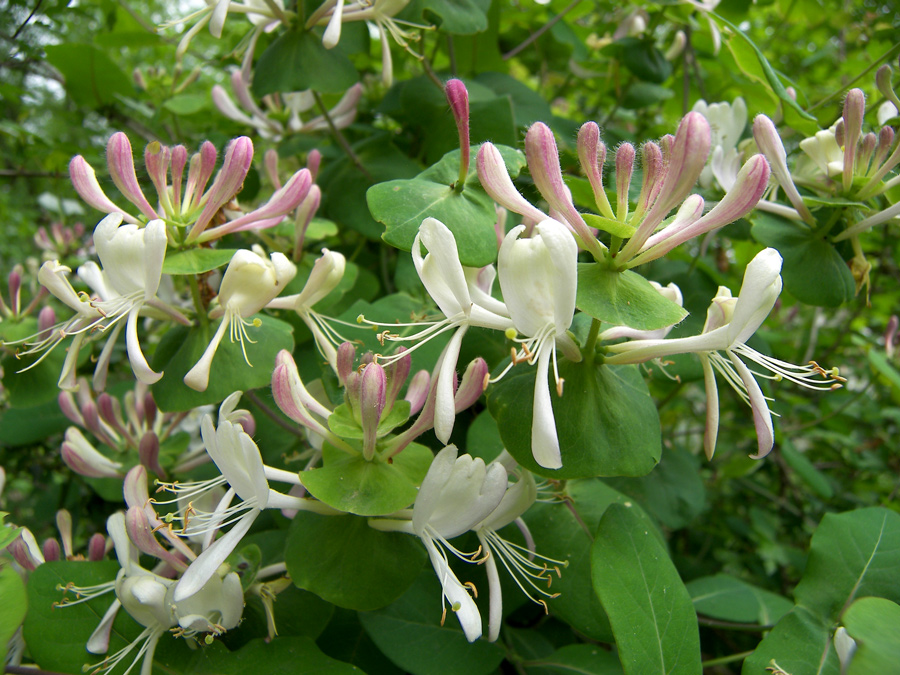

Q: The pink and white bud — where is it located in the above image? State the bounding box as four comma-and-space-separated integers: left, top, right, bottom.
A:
37, 305, 56, 338
61, 427, 123, 478
189, 136, 254, 240
842, 89, 865, 190
360, 363, 387, 460
337, 342, 357, 385
264, 149, 282, 190
294, 184, 322, 257
635, 155, 771, 265
56, 509, 74, 559
106, 133, 159, 221
88, 532, 107, 561
752, 115, 815, 224
126, 506, 188, 572
875, 126, 895, 171
615, 143, 636, 221
144, 141, 173, 215
58, 390, 84, 426
97, 393, 127, 438
8, 266, 21, 315
9, 529, 43, 571
636, 142, 663, 217
170, 145, 188, 210
477, 142, 548, 224
307, 149, 323, 182
69, 156, 135, 223
858, 133, 877, 174
404, 370, 430, 415
454, 358, 488, 413
272, 350, 345, 447
576, 122, 615, 220
183, 141, 218, 211
876, 65, 900, 109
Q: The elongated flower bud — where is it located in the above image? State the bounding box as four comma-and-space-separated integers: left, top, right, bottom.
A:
69, 156, 134, 222
615, 143, 635, 221
139, 431, 166, 478
842, 89, 865, 190
61, 427, 123, 478
876, 65, 900, 109
385, 347, 411, 409
635, 142, 663, 217
42, 538, 60, 562
454, 358, 488, 413
477, 142, 548, 224
88, 532, 107, 561
189, 136, 254, 241
446, 79, 471, 184
576, 122, 615, 220
405, 370, 430, 415
126, 506, 187, 571
107, 132, 159, 221
336, 342, 357, 385
360, 363, 387, 460
752, 115, 815, 224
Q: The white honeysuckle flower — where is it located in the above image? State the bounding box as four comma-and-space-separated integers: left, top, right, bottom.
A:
498, 219, 581, 470
605, 248, 844, 459
162, 393, 332, 602
412, 445, 508, 642
473, 459, 563, 642
184, 246, 296, 392
692, 97, 747, 189
267, 248, 348, 372
878, 101, 898, 126
365, 218, 513, 443
15, 214, 167, 391
599, 282, 683, 342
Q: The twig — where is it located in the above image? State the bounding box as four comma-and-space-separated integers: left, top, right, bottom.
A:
244, 390, 306, 439
311, 91, 371, 181
12, 0, 45, 39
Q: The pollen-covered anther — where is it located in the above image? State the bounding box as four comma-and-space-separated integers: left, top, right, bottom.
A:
556, 378, 565, 397
464, 581, 478, 598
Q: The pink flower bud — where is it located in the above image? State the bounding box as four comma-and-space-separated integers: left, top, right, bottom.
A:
61, 427, 123, 478
88, 532, 107, 561
9, 529, 43, 571
139, 431, 166, 478
264, 149, 282, 191
8, 265, 21, 315
294, 184, 322, 257
446, 79, 470, 181
126, 506, 187, 572
337, 342, 357, 385
360, 363, 387, 460
106, 132, 159, 221
404, 370, 430, 416
876, 65, 900, 108
886, 315, 899, 359
143, 392, 157, 428
858, 132, 877, 174
189, 136, 254, 240
615, 143, 636, 221
385, 347, 411, 409
56, 509, 74, 558
144, 141, 173, 215
37, 305, 56, 337
183, 141, 218, 211
752, 114, 814, 224
69, 156, 135, 222
453, 358, 488, 413
42, 538, 61, 562
636, 142, 663, 216
271, 350, 335, 436
576, 122, 615, 220
834, 119, 845, 149
124, 465, 150, 511
307, 149, 322, 182
97, 393, 126, 435
80, 400, 102, 437
477, 142, 548, 223
170, 145, 188, 209
58, 390, 84, 426
842, 89, 865, 189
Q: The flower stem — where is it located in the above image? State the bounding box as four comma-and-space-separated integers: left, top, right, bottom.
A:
582, 318, 601, 366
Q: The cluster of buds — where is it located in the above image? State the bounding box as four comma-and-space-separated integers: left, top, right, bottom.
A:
0, 264, 49, 326
57, 378, 234, 479
70, 132, 312, 245
212, 68, 362, 141
477, 113, 771, 269
33, 221, 88, 261
8, 509, 108, 572
263, 149, 326, 261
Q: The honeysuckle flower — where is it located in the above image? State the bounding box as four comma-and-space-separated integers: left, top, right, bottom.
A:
60, 427, 124, 478
878, 101, 898, 126
751, 115, 816, 224
605, 248, 844, 459
14, 214, 170, 391
212, 69, 362, 140
306, 0, 420, 86
473, 459, 563, 642
692, 97, 747, 190
158, 392, 333, 602
411, 445, 508, 641
184, 247, 296, 392
799, 127, 844, 179
267, 248, 347, 371
373, 218, 512, 443
498, 219, 581, 470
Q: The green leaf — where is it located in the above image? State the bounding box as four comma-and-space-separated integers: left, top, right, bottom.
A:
868, 349, 900, 398
591, 504, 701, 675
751, 213, 855, 307
488, 361, 661, 479
358, 570, 505, 675
151, 315, 294, 412
0, 514, 20, 552
44, 44, 134, 108
284, 512, 426, 610
742, 606, 838, 675
526, 644, 624, 674
577, 264, 688, 331
421, 0, 490, 34
607, 38, 672, 84
300, 442, 432, 516
0, 397, 69, 446
162, 94, 210, 115
686, 574, 793, 625
793, 507, 900, 621
843, 597, 900, 675
252, 30, 358, 97
162, 248, 239, 275
369, 145, 526, 268
1, 348, 66, 408
0, 563, 26, 665
190, 637, 362, 674
523, 480, 664, 643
